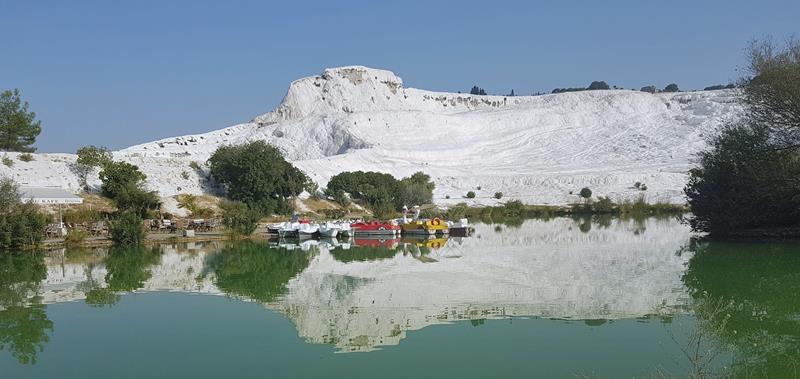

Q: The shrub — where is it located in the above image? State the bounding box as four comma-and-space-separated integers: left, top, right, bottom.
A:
18, 153, 33, 162
503, 200, 524, 216
0, 178, 47, 250
640, 86, 656, 93
2, 156, 13, 167
99, 161, 147, 199
579, 187, 592, 199
445, 195, 450, 199
664, 83, 680, 92
63, 208, 103, 223
109, 212, 146, 246
397, 172, 434, 206
593, 196, 615, 213
189, 161, 201, 170
76, 145, 113, 169
208, 141, 310, 215
64, 229, 88, 247
219, 200, 261, 236
494, 192, 503, 199
466, 191, 476, 199
587, 81, 610, 90
180, 171, 190, 180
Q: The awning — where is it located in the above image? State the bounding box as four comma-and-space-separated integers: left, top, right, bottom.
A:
19, 187, 84, 205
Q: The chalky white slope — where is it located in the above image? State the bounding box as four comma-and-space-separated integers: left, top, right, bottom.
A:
3, 66, 742, 205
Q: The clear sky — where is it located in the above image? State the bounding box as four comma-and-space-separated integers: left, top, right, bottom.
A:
1, 0, 798, 153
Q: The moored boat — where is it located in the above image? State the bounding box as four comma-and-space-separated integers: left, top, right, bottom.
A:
401, 218, 449, 235
351, 220, 401, 236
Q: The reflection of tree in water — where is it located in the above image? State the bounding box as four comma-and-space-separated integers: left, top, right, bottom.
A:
330, 246, 397, 263
81, 246, 162, 307
683, 240, 800, 378
204, 241, 313, 303
0, 252, 53, 364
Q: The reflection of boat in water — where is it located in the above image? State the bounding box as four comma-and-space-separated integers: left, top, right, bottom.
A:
401, 218, 449, 236
353, 237, 401, 249
401, 235, 449, 249
447, 218, 474, 237
351, 220, 401, 236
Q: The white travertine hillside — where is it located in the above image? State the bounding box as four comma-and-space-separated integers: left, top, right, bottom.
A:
3, 66, 742, 205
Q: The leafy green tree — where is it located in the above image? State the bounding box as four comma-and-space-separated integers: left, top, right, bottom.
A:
398, 171, 435, 206
579, 187, 592, 199
0, 89, 41, 152
663, 83, 680, 92
686, 39, 800, 235
207, 141, 310, 215
326, 171, 400, 209
204, 242, 312, 303
466, 191, 476, 199
74, 145, 113, 189
587, 81, 610, 90
76, 145, 113, 169
98, 161, 146, 199
219, 200, 261, 236
109, 211, 146, 246
0, 178, 47, 251
685, 123, 800, 235
469, 86, 487, 95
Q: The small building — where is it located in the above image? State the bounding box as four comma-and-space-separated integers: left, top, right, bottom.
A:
20, 187, 84, 236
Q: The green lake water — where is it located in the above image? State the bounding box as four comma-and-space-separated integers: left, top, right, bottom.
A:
1, 217, 799, 378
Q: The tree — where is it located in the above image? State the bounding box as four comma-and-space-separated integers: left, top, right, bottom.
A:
640, 85, 657, 93
743, 38, 800, 149
99, 161, 147, 200
109, 211, 146, 246
398, 171, 435, 206
0, 89, 41, 152
0, 178, 47, 251
685, 38, 800, 236
470, 86, 487, 96
587, 81, 610, 90
219, 200, 261, 236
76, 145, 113, 169
207, 141, 310, 215
466, 191, 476, 199
664, 83, 680, 92
98, 161, 159, 217
326, 171, 400, 210
579, 187, 592, 200
685, 123, 800, 235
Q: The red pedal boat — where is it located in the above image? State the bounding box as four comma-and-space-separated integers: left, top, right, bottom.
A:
350, 220, 401, 236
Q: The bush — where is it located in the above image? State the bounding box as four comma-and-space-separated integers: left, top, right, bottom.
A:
18, 153, 33, 162
63, 208, 103, 223
109, 212, 146, 246
219, 200, 261, 236
579, 187, 592, 199
208, 141, 310, 215
397, 172, 434, 206
503, 200, 524, 216
466, 191, 476, 199
2, 156, 13, 167
99, 161, 146, 199
494, 192, 503, 199
76, 145, 113, 169
180, 171, 190, 180
0, 178, 47, 250
640, 86, 656, 93
686, 123, 800, 235
64, 229, 88, 247
189, 161, 201, 170
663, 83, 680, 92
587, 81, 610, 90
593, 196, 615, 213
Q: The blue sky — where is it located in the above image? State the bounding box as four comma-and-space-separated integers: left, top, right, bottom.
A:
1, 0, 798, 153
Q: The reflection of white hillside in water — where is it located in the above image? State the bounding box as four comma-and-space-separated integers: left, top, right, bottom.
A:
37, 218, 693, 353
272, 218, 694, 352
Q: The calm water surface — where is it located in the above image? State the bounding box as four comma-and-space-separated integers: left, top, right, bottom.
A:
1, 217, 798, 378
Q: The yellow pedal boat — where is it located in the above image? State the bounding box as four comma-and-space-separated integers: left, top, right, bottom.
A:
401, 218, 449, 235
